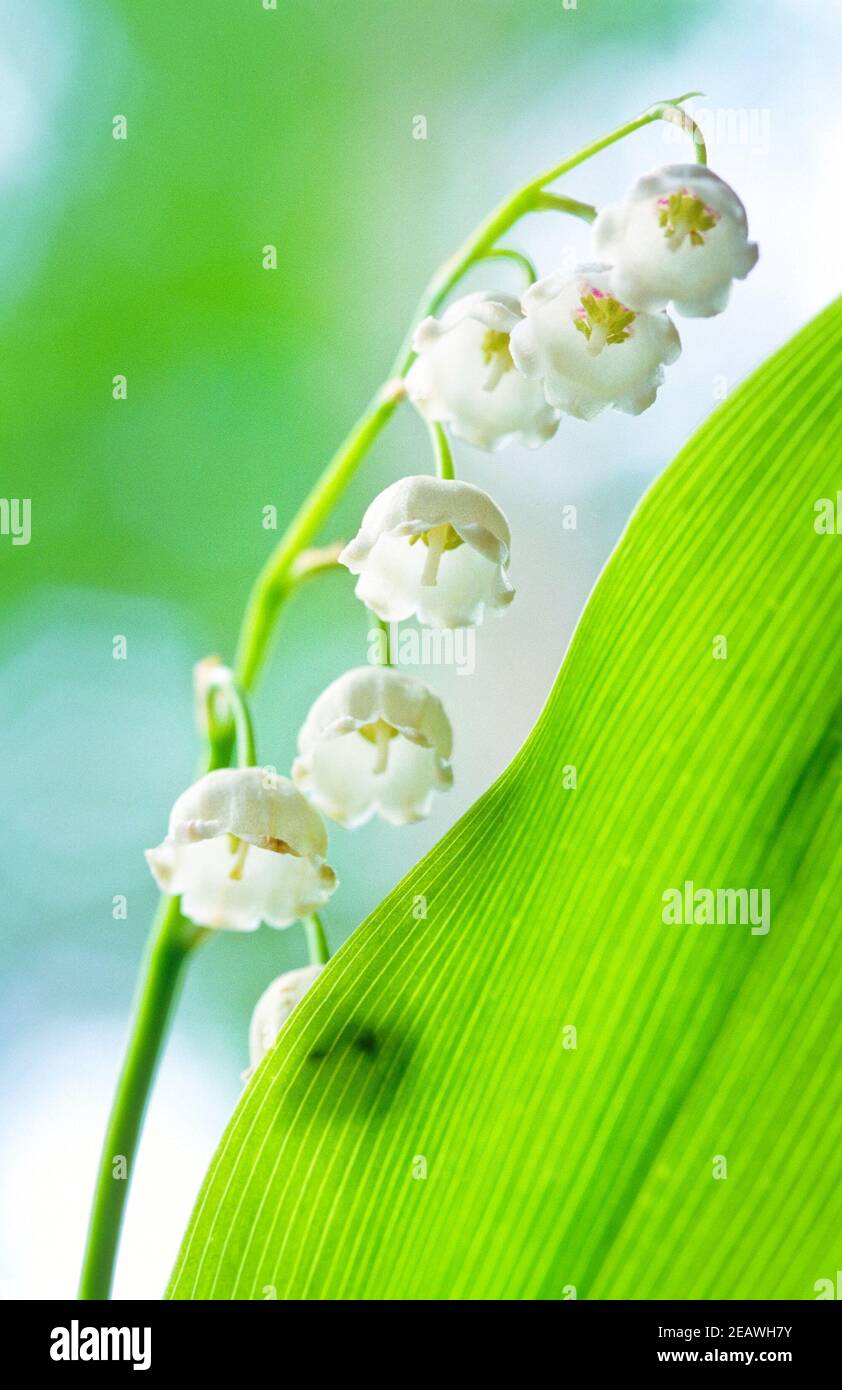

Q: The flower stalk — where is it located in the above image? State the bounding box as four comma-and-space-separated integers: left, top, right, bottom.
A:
477, 246, 541, 285
234, 92, 704, 689
80, 91, 712, 1301
78, 897, 206, 1301
429, 422, 455, 482
305, 914, 331, 966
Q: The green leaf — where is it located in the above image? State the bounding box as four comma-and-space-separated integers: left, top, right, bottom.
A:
169, 301, 842, 1300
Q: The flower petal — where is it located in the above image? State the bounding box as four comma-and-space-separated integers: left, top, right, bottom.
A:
593, 164, 759, 318
406, 291, 560, 451
293, 666, 453, 827
146, 836, 337, 931
145, 768, 337, 931
339, 476, 515, 629
165, 766, 328, 857
510, 265, 680, 420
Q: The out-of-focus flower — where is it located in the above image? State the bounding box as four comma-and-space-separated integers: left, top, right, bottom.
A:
145, 767, 337, 931
509, 264, 681, 419
593, 164, 759, 318
245, 964, 324, 1077
406, 291, 560, 450
339, 475, 514, 629
293, 666, 453, 828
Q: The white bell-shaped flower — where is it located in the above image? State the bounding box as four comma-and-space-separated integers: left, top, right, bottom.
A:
145, 767, 338, 931
592, 164, 759, 318
293, 666, 453, 828
246, 964, 323, 1076
509, 263, 681, 420
406, 291, 560, 451
339, 475, 514, 629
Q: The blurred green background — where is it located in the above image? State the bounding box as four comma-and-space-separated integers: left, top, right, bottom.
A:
1, 0, 838, 1297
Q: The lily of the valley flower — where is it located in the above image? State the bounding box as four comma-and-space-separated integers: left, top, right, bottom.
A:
145, 767, 337, 931
293, 665, 453, 828
246, 964, 323, 1076
339, 475, 514, 629
406, 291, 560, 451
509, 264, 681, 420
593, 164, 759, 318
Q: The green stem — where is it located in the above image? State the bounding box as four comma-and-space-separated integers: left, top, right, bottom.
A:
228, 680, 257, 768
429, 421, 455, 481
657, 101, 708, 165
476, 246, 540, 285
524, 92, 707, 190
199, 667, 257, 771
369, 611, 392, 667
78, 897, 206, 1299
305, 913, 331, 966
532, 192, 597, 223
233, 388, 402, 691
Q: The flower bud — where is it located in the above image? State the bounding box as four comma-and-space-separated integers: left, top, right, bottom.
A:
246, 964, 324, 1076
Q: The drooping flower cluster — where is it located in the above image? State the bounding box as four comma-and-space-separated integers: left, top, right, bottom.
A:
143, 158, 757, 1068
409, 165, 757, 429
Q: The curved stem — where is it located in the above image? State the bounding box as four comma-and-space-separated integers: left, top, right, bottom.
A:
233, 387, 402, 690
234, 93, 704, 695
305, 914, 330, 966
289, 541, 346, 585
525, 92, 706, 192
476, 246, 539, 285
429, 421, 455, 481
532, 192, 597, 223
78, 898, 206, 1299
199, 666, 257, 771
228, 680, 257, 768
657, 101, 708, 165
